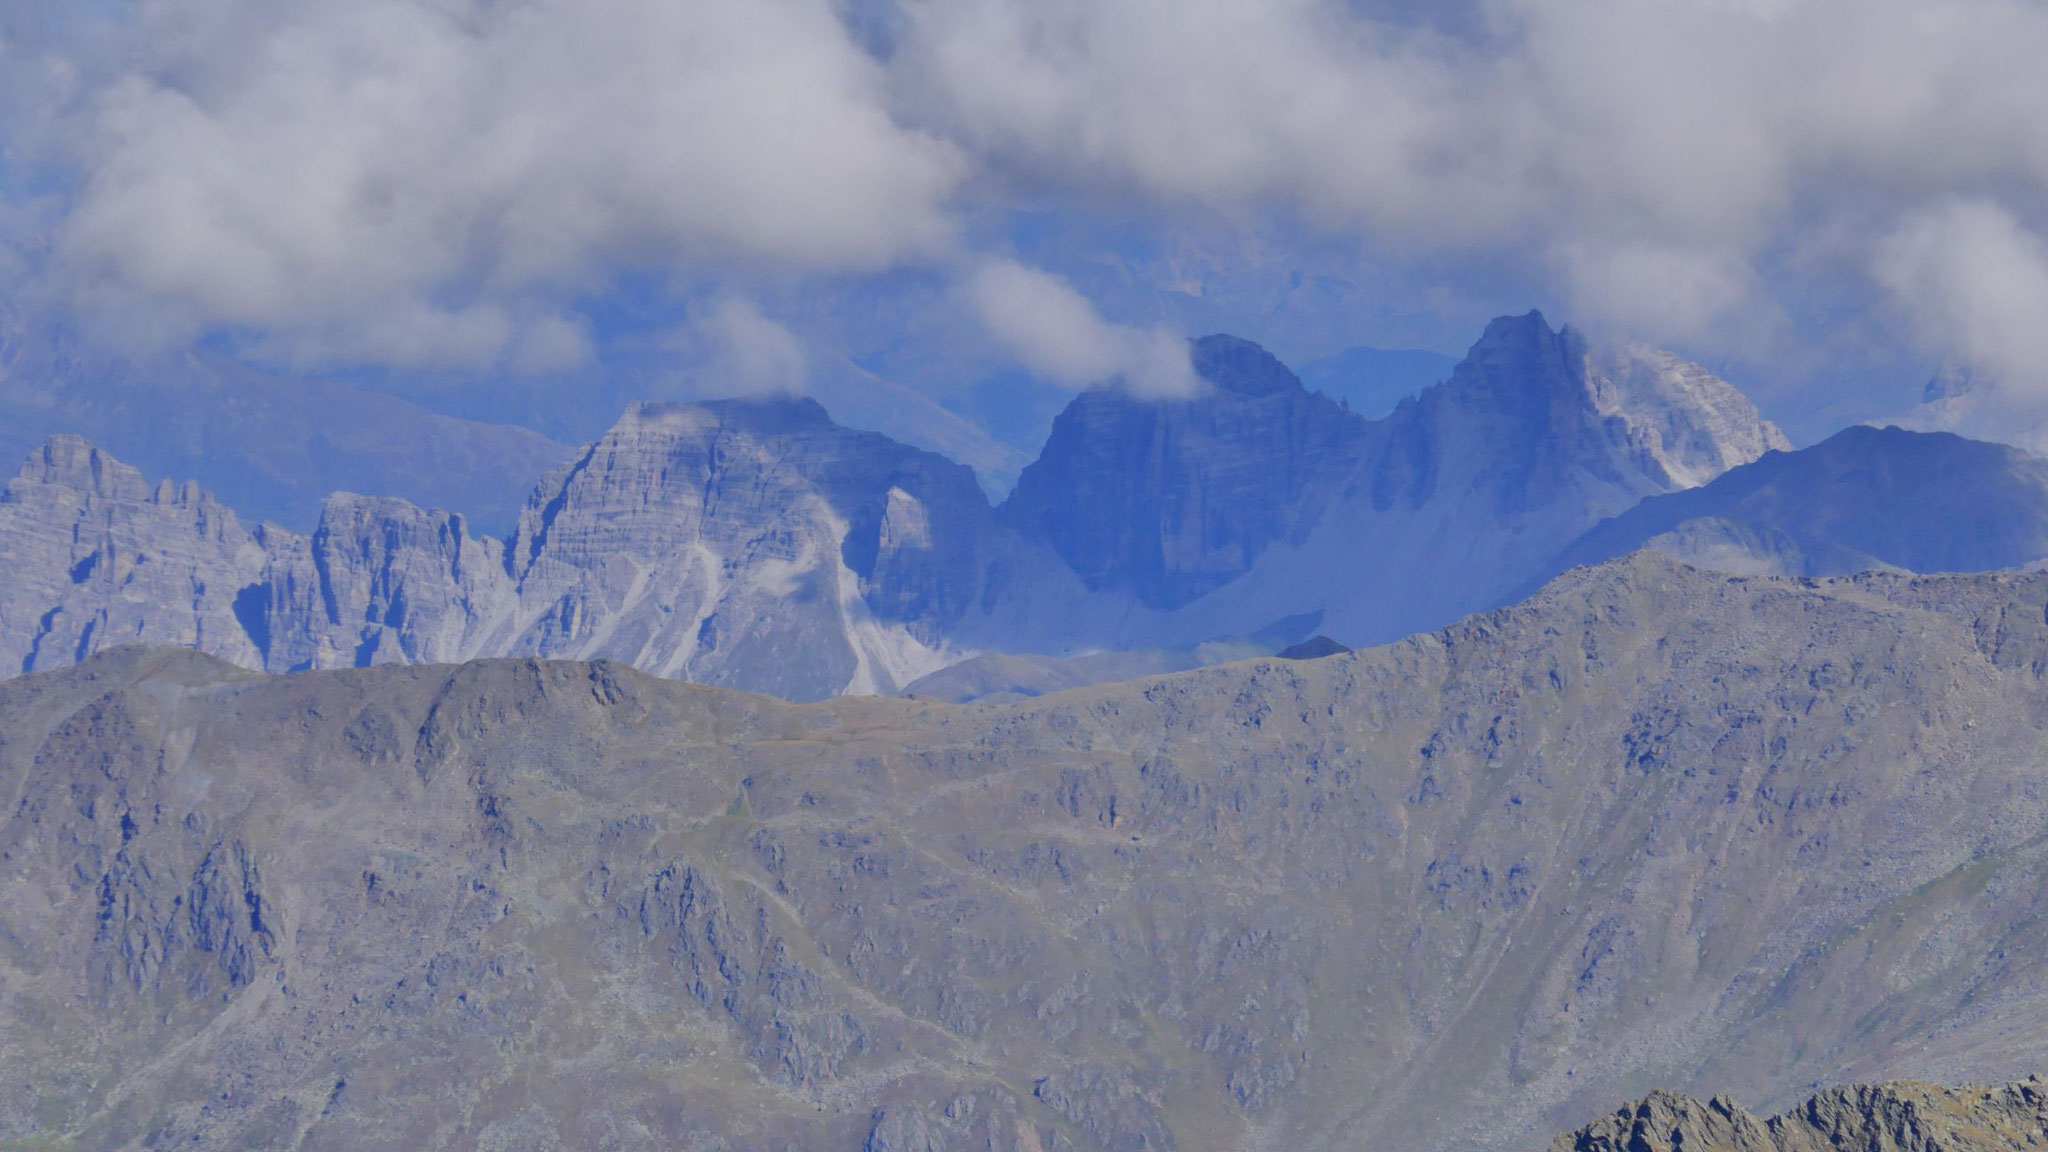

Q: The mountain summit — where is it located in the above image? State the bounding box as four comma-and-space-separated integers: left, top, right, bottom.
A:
1001, 334, 1366, 610
1127, 312, 1791, 646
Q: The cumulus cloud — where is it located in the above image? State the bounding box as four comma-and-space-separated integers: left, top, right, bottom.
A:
968, 261, 1197, 396
28, 0, 960, 367
1556, 241, 1762, 344
1874, 200, 2048, 395
11, 0, 2048, 379
900, 0, 2048, 343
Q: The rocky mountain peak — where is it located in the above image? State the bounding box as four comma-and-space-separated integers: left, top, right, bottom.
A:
1390, 311, 1787, 506
1584, 341, 1792, 489
620, 393, 837, 436
1531, 423, 2048, 584
17, 433, 155, 502
1001, 334, 1367, 610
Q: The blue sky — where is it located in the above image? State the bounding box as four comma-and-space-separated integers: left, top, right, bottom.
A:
5, 0, 2048, 444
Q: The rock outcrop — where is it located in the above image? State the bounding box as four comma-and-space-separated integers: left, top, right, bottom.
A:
1555, 1079, 2048, 1151
489, 397, 1008, 698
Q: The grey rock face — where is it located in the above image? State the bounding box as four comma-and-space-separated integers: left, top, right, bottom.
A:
494, 398, 1005, 698
1554, 1078, 2048, 1151
1537, 425, 2048, 582
14, 556, 2048, 1149
262, 492, 516, 671
0, 435, 269, 674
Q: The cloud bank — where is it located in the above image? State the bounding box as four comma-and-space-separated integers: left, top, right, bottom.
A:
8, 0, 2048, 387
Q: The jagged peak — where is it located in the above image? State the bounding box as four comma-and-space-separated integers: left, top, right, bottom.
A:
12, 434, 217, 508
1477, 308, 1557, 343
1437, 310, 1578, 396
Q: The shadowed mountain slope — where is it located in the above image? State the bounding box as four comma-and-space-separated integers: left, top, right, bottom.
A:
1536, 425, 2048, 583
12, 555, 2048, 1149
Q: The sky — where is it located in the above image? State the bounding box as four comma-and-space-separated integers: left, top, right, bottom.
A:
6, 0, 2048, 443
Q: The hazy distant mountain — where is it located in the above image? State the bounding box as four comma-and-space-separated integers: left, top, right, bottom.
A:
1536, 425, 2048, 582
1294, 344, 1457, 417
1023, 311, 1790, 649
16, 556, 2048, 1149
0, 303, 570, 534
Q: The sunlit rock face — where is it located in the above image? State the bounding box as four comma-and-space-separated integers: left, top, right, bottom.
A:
490, 397, 1006, 699
0, 434, 270, 675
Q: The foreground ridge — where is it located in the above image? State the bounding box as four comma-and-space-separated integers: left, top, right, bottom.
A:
12, 557, 2048, 1149
1554, 1078, 2048, 1151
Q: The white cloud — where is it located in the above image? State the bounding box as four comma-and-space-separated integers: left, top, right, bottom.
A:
1874, 199, 2048, 395
34, 0, 961, 368
14, 0, 2048, 376
967, 260, 1197, 396
899, 0, 2048, 345
1557, 241, 1761, 344
691, 297, 811, 396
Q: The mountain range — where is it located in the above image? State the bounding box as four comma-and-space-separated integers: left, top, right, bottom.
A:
11, 555, 2048, 1149
0, 310, 1833, 698
9, 307, 2048, 703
